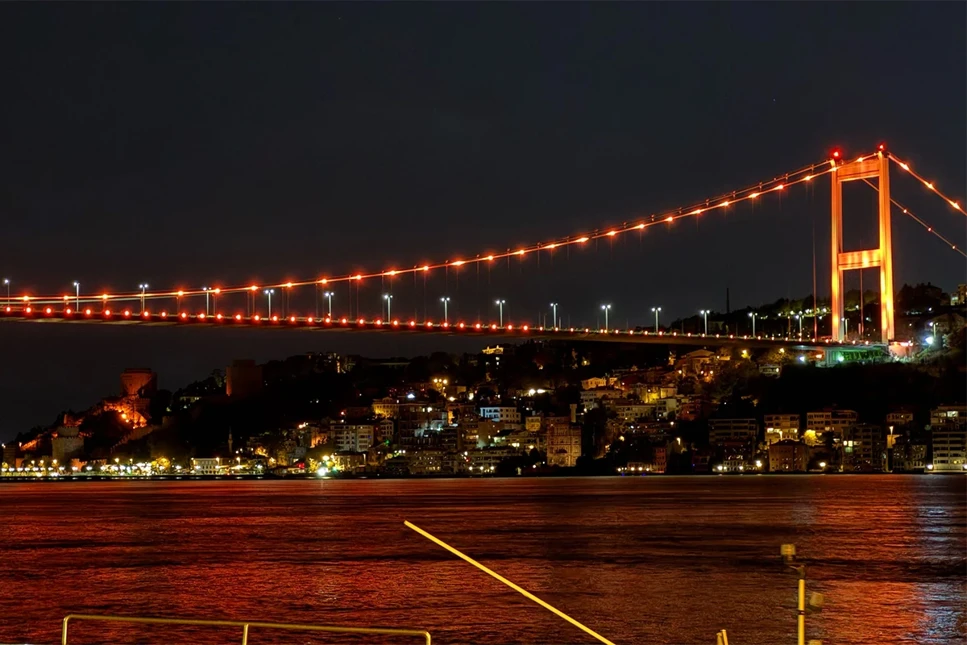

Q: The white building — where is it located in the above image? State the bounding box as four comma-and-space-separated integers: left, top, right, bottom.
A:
334, 424, 375, 453
478, 406, 521, 425
930, 406, 967, 472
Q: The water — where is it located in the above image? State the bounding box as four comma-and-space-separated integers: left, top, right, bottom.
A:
0, 476, 964, 645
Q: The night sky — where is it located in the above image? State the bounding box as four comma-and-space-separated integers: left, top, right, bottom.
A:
0, 3, 964, 440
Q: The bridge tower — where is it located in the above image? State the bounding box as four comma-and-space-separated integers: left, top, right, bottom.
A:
830, 149, 894, 343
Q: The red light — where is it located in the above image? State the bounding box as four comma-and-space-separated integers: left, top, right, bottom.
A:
409, 320, 416, 327
235, 314, 242, 321
358, 318, 365, 325
391, 320, 398, 326
160, 311, 167, 318
442, 322, 449, 328
45, 307, 51, 314
198, 313, 206, 320
522, 325, 529, 331
376, 320, 383, 326
103, 309, 110, 316
123, 310, 130, 317
307, 317, 314, 323
25, 307, 32, 314
426, 321, 433, 327
458, 322, 465, 329
216, 314, 223, 320
142, 311, 150, 317
289, 316, 295, 322
271, 315, 278, 322
878, 142, 886, 151
340, 318, 348, 324
506, 324, 513, 330
254, 314, 261, 321
324, 317, 331, 323
474, 323, 481, 329
491, 324, 497, 330
180, 312, 187, 319
66, 308, 72, 314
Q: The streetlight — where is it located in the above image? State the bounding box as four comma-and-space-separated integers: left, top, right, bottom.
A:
138, 284, 148, 313
440, 296, 450, 324
3, 278, 9, 306
72, 281, 79, 309
495, 299, 505, 326
601, 304, 611, 331
700, 309, 709, 335
748, 311, 757, 336
550, 302, 558, 329
651, 306, 661, 333
264, 289, 275, 317
795, 313, 803, 337
202, 286, 209, 316
383, 294, 393, 320
324, 291, 334, 317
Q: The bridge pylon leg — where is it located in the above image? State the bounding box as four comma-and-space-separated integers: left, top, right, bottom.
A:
830, 150, 894, 343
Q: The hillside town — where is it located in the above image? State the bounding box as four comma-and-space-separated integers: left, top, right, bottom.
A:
3, 311, 965, 479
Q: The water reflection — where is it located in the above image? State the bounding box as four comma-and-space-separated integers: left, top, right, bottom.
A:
0, 476, 963, 644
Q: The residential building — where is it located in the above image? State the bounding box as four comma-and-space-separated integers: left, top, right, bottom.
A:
708, 418, 758, 446
806, 409, 858, 440
334, 423, 375, 453
606, 398, 654, 422
406, 450, 443, 475
769, 440, 809, 472
579, 388, 624, 410
886, 410, 914, 427
930, 406, 967, 472
843, 424, 886, 472
764, 413, 800, 437
478, 406, 522, 426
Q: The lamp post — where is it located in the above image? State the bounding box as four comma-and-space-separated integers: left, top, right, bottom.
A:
441, 296, 450, 324
795, 312, 803, 337
264, 289, 274, 317
651, 306, 661, 333
324, 291, 333, 318
383, 294, 393, 321
72, 281, 79, 309
748, 311, 757, 336
3, 278, 9, 306
495, 299, 505, 327
550, 303, 558, 329
138, 284, 148, 313
601, 304, 611, 331
202, 286, 209, 316
700, 309, 709, 335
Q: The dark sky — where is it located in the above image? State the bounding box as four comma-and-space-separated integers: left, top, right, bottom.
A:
0, 3, 964, 440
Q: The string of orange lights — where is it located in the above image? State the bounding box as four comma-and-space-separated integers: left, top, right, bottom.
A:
860, 178, 966, 259
18, 152, 859, 306
887, 152, 965, 216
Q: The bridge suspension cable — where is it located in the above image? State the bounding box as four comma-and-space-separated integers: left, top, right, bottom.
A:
888, 152, 966, 216
861, 178, 966, 258
20, 151, 863, 306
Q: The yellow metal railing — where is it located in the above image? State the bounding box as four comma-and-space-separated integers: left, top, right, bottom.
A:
61, 613, 431, 645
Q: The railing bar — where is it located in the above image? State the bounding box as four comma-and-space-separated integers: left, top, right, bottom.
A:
62, 614, 431, 644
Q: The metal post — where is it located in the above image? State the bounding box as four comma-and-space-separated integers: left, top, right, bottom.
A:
551, 303, 558, 329
797, 576, 805, 645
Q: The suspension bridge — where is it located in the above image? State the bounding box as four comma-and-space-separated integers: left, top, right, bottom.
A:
2, 145, 963, 355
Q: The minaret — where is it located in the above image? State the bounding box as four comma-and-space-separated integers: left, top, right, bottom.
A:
227, 429, 234, 454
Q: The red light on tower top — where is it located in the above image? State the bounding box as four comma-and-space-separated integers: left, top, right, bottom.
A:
831, 148, 842, 160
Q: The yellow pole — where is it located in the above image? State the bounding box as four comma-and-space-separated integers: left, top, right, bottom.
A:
404, 521, 617, 645
797, 577, 805, 645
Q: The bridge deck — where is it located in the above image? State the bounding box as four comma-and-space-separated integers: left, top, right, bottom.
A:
0, 308, 886, 352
